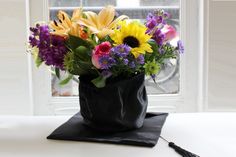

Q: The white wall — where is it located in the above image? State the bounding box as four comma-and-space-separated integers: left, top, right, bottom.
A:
203, 0, 236, 111
0, 0, 32, 115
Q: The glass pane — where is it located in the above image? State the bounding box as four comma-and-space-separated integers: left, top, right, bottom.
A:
140, 0, 179, 6
49, 0, 179, 7
49, 0, 180, 96
49, 0, 81, 7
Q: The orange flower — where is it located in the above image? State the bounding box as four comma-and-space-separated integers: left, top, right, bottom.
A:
78, 6, 128, 39
50, 8, 87, 39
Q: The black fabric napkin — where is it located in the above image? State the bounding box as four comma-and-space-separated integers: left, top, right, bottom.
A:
47, 112, 168, 147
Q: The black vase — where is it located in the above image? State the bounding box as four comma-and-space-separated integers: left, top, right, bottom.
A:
79, 73, 148, 132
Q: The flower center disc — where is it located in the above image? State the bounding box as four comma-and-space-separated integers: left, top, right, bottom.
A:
123, 36, 140, 48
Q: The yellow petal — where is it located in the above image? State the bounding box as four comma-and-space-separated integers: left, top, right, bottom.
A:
57, 10, 72, 29
96, 28, 114, 39
49, 21, 59, 30
142, 44, 153, 53
49, 21, 65, 31
98, 5, 115, 28
50, 30, 68, 38
84, 11, 99, 29
78, 18, 94, 28
131, 49, 143, 58
69, 24, 79, 36
78, 18, 99, 33
71, 8, 83, 22
108, 15, 128, 29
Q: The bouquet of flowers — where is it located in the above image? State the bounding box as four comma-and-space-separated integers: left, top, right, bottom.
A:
28, 6, 184, 88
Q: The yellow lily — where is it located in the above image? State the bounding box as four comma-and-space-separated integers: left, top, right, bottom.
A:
50, 8, 87, 39
78, 5, 128, 39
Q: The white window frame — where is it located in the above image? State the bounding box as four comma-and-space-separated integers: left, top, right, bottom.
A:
27, 0, 203, 115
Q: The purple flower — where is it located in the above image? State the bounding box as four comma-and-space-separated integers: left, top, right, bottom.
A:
146, 10, 170, 34
39, 25, 50, 45
123, 58, 129, 65
30, 27, 39, 36
156, 16, 164, 24
163, 12, 170, 19
99, 55, 116, 69
153, 29, 165, 46
146, 13, 155, 21
151, 74, 156, 83
146, 13, 157, 29
129, 61, 136, 69
146, 18, 157, 29
101, 70, 112, 78
29, 26, 40, 47
151, 74, 156, 79
29, 25, 68, 70
177, 40, 184, 53
136, 55, 144, 64
148, 10, 168, 25
29, 36, 39, 47
146, 11, 169, 46
111, 44, 131, 57
158, 47, 164, 54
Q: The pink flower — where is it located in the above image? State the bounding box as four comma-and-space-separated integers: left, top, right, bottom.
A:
92, 42, 112, 69
92, 54, 101, 69
161, 25, 178, 42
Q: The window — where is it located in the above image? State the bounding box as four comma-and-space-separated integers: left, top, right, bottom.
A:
49, 0, 181, 97
30, 0, 201, 115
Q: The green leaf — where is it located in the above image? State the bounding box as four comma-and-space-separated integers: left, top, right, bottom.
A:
55, 68, 60, 79
76, 60, 92, 70
91, 75, 106, 88
148, 39, 158, 53
67, 34, 91, 50
146, 39, 159, 61
31, 46, 43, 67
59, 74, 73, 86
72, 61, 95, 75
35, 55, 43, 67
75, 46, 90, 61
69, 65, 84, 75
64, 53, 95, 76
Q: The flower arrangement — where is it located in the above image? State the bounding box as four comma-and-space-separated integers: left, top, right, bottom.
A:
28, 6, 183, 88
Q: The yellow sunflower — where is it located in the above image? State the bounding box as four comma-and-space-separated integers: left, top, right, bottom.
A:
111, 21, 153, 58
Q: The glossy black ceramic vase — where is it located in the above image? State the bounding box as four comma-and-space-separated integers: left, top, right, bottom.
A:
79, 73, 148, 132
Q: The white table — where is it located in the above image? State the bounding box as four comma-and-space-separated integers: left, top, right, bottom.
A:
0, 113, 236, 157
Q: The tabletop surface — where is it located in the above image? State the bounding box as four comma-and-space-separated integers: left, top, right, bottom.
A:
0, 113, 236, 157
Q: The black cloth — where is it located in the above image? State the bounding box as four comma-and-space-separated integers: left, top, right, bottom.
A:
47, 112, 168, 147
79, 73, 148, 132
